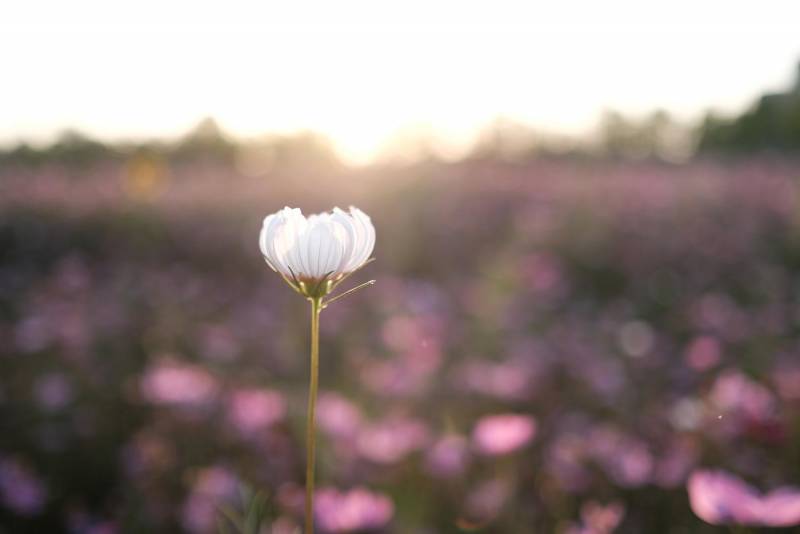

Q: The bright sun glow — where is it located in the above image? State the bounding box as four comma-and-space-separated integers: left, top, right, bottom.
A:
2, 0, 800, 163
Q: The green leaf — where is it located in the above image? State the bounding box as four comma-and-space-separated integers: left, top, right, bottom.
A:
217, 515, 233, 534
218, 504, 244, 533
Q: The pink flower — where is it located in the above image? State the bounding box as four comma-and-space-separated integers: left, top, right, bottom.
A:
314, 487, 393, 533
227, 388, 286, 435
0, 459, 47, 516
472, 414, 536, 456
356, 417, 428, 464
588, 426, 653, 488
424, 435, 470, 478
683, 335, 721, 371
710, 371, 774, 421
566, 501, 625, 534
182, 466, 238, 533
140, 360, 218, 407
773, 364, 800, 401
653, 438, 698, 488
453, 358, 535, 401
464, 478, 511, 522
33, 373, 73, 412
688, 469, 800, 527
580, 501, 625, 534
317, 392, 363, 439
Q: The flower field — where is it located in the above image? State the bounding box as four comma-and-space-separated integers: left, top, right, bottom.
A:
2, 157, 800, 532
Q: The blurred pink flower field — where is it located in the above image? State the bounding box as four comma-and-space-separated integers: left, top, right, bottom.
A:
3, 157, 800, 532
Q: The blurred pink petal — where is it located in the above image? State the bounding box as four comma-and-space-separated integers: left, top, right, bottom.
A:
271, 516, 300, 534
773, 364, 800, 401
315, 487, 393, 533
33, 372, 73, 412
710, 370, 774, 420
360, 359, 432, 397
574, 500, 625, 534
759, 488, 800, 526
464, 478, 510, 523
227, 388, 286, 434
0, 458, 47, 516
356, 417, 429, 464
472, 414, 536, 456
519, 252, 566, 295
424, 434, 470, 478
140, 359, 218, 407
546, 432, 591, 493
453, 358, 535, 400
688, 469, 800, 527
182, 466, 238, 533
317, 392, 363, 439
653, 438, 698, 488
588, 426, 653, 488
684, 335, 721, 371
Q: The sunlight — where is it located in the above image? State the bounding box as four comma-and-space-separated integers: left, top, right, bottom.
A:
1, 0, 799, 163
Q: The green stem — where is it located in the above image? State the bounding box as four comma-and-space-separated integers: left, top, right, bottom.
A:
305, 298, 321, 534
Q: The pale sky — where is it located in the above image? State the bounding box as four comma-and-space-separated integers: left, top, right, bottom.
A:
2, 0, 800, 163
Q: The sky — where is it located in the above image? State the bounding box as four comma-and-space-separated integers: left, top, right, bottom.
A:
2, 1, 800, 163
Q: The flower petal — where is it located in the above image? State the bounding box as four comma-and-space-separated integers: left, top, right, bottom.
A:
259, 205, 373, 285
304, 217, 344, 278
348, 206, 375, 270
331, 207, 357, 272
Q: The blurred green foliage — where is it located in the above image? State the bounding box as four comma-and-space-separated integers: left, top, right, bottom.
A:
697, 63, 800, 154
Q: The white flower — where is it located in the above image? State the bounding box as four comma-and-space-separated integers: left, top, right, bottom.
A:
259, 206, 375, 297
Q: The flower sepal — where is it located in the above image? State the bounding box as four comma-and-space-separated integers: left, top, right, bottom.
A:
276, 261, 376, 306
291, 269, 336, 300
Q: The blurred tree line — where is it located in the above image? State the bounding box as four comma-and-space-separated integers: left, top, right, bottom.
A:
2, 61, 800, 169
0, 118, 342, 173
697, 62, 800, 154
473, 61, 800, 163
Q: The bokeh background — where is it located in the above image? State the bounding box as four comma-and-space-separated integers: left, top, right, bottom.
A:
3, 3, 800, 533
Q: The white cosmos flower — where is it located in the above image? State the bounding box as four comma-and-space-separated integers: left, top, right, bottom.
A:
259, 206, 375, 297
